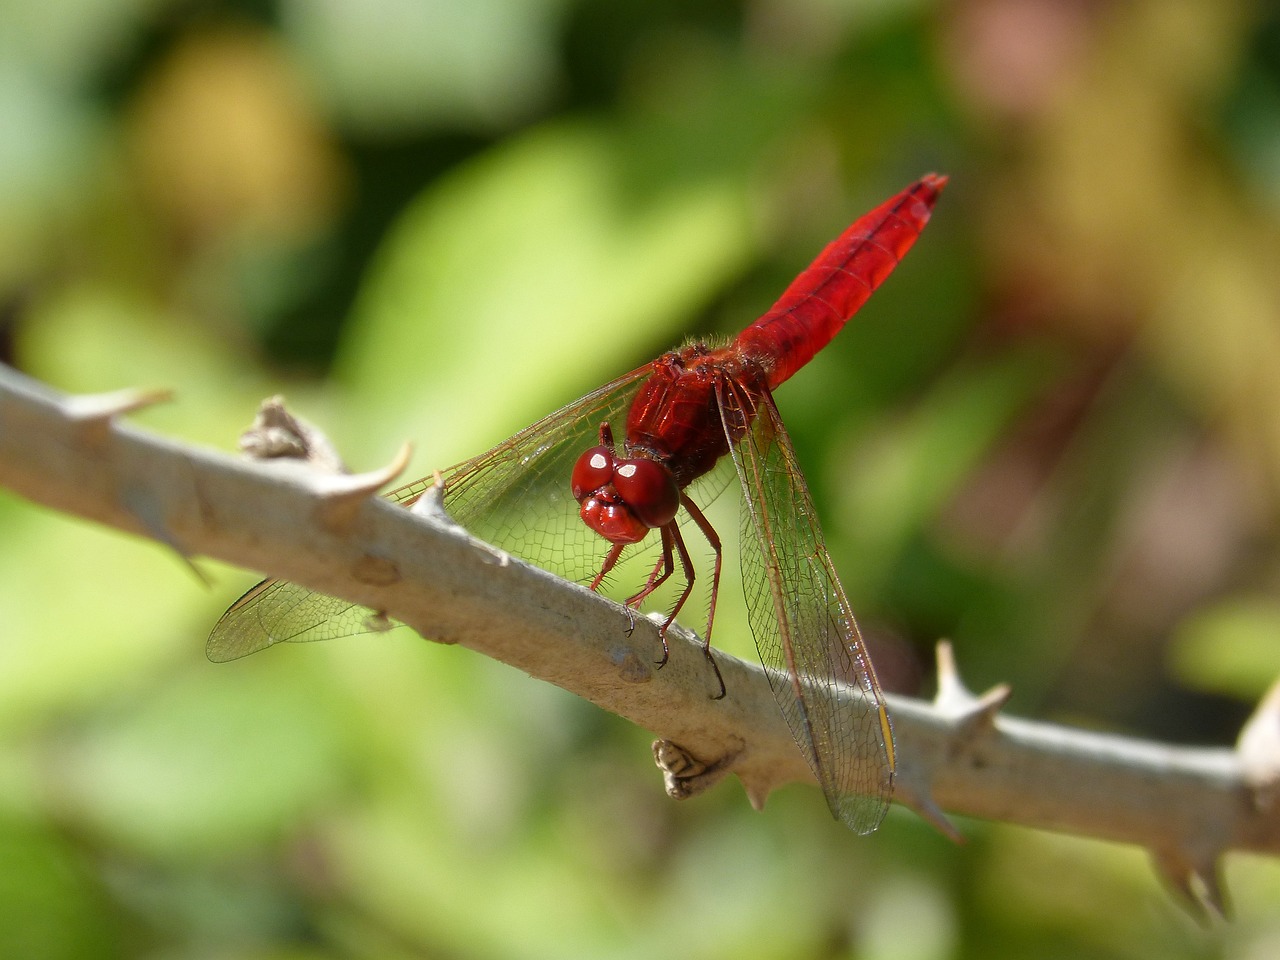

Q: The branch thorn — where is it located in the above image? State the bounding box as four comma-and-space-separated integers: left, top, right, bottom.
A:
1151, 847, 1229, 923
66, 387, 173, 443
409, 471, 457, 526
312, 442, 414, 533
1237, 674, 1280, 811
934, 640, 1011, 732
119, 484, 209, 586
892, 764, 965, 842
736, 770, 773, 813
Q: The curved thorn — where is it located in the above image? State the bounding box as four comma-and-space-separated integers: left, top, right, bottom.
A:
905, 789, 965, 843
1238, 674, 1280, 809
934, 640, 1012, 731
311, 441, 413, 533
1197, 860, 1230, 920
408, 470, 454, 524
933, 639, 971, 702
1151, 848, 1230, 923
66, 386, 174, 420
111, 478, 210, 584
736, 770, 773, 813
954, 684, 1013, 735
888, 763, 964, 842
66, 387, 174, 443
61, 384, 195, 577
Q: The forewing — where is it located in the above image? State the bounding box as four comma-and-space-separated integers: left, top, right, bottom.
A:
720, 381, 895, 833
207, 367, 652, 662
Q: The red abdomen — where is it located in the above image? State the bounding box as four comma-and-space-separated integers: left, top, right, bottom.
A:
621, 175, 946, 493
736, 174, 946, 390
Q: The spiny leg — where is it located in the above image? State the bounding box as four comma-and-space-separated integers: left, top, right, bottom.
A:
588, 542, 638, 634
680, 495, 726, 700
587, 542, 627, 592
647, 523, 698, 670
626, 527, 675, 605
624, 527, 678, 666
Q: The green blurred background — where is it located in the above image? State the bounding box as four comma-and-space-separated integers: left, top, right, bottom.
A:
2, 0, 1280, 956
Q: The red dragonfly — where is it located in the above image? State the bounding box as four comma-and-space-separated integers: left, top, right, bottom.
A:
209, 174, 946, 834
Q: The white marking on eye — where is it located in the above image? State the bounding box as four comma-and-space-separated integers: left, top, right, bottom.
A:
616, 463, 637, 478
590, 453, 609, 469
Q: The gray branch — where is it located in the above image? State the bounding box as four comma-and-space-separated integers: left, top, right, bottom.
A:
1, 362, 1275, 919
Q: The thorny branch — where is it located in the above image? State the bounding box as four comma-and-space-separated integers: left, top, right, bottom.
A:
0, 362, 1277, 919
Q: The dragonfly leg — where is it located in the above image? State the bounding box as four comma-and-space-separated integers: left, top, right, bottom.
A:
650, 516, 726, 698
661, 524, 694, 627
588, 541, 643, 637
588, 540, 627, 618
627, 538, 674, 607
588, 542, 626, 593
619, 527, 677, 666
679, 495, 726, 700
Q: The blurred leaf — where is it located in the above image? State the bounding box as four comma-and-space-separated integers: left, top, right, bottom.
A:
977, 828, 1195, 954
126, 26, 348, 245
0, 0, 159, 83
833, 347, 1057, 592
1169, 597, 1280, 700
19, 283, 314, 447
3, 0, 1280, 952
0, 59, 103, 294
50, 664, 349, 857
337, 120, 754, 465
1222, 46, 1280, 212
0, 815, 121, 960
0, 509, 197, 731
281, 0, 569, 134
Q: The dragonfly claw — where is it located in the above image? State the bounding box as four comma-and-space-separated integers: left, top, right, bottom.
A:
704, 645, 726, 700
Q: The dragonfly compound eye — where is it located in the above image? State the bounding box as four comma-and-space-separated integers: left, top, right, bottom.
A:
571, 445, 616, 501
612, 459, 680, 529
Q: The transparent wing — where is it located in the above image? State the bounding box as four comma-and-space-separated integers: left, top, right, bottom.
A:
208, 366, 655, 662
720, 380, 895, 834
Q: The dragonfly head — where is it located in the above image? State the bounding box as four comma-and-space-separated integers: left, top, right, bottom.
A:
572, 445, 680, 544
